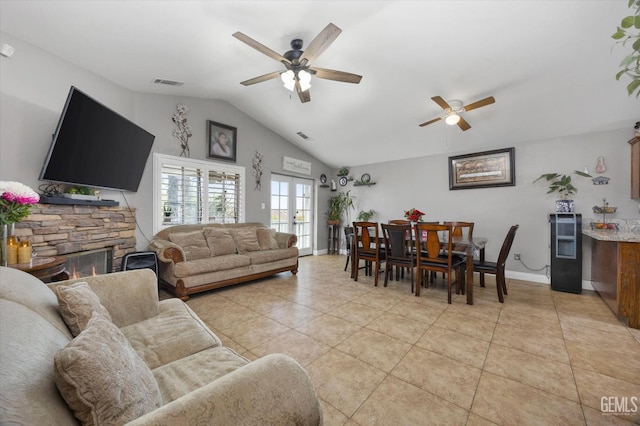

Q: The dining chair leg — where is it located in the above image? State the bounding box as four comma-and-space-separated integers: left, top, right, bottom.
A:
495, 271, 505, 303
344, 254, 350, 272
353, 254, 359, 282
480, 272, 485, 287
384, 263, 390, 287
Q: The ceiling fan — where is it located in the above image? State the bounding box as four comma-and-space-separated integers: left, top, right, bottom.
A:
419, 96, 495, 131
232, 23, 362, 103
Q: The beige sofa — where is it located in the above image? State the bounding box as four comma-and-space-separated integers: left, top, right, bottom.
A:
0, 266, 322, 425
150, 223, 299, 300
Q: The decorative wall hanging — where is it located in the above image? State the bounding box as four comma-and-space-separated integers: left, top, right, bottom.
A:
282, 156, 311, 175
448, 147, 516, 190
207, 120, 237, 162
251, 150, 263, 191
171, 103, 192, 157
595, 156, 606, 173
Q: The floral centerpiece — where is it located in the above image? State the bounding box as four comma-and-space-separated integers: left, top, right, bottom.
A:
404, 208, 426, 222
0, 181, 40, 226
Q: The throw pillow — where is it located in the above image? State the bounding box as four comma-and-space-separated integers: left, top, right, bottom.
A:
257, 228, 280, 250
229, 227, 260, 254
54, 281, 113, 337
168, 230, 211, 260
54, 313, 162, 426
202, 227, 237, 256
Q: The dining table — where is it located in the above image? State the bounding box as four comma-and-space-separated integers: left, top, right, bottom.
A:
448, 235, 488, 305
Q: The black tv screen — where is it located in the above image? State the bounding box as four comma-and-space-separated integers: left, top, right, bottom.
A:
39, 86, 155, 192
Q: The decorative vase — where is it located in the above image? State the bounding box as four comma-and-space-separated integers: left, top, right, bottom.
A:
555, 199, 574, 213
1, 223, 15, 267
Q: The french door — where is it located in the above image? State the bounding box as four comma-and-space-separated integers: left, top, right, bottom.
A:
270, 174, 314, 256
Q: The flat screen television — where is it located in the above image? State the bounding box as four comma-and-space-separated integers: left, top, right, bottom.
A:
39, 86, 155, 192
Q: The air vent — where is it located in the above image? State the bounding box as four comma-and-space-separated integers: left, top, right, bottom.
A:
153, 78, 184, 86
296, 131, 310, 140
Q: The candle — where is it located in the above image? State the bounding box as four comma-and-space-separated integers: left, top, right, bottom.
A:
18, 240, 32, 264
6, 236, 18, 265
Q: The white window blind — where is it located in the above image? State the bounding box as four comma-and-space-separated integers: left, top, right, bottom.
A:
153, 154, 245, 233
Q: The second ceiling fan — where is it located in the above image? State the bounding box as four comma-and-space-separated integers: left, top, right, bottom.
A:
233, 23, 362, 103
419, 96, 495, 131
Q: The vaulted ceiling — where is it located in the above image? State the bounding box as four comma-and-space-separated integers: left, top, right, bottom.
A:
1, 1, 637, 167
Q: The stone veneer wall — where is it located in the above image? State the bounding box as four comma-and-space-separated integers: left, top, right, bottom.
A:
14, 204, 137, 272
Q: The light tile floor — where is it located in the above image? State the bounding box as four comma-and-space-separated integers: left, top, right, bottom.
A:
177, 255, 640, 425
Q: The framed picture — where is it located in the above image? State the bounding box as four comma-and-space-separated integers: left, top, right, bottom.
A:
207, 120, 237, 162
448, 147, 515, 190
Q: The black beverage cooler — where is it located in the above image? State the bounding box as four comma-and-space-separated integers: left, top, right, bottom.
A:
549, 213, 582, 293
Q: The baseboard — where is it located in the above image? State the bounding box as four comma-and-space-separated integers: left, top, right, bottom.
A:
505, 270, 595, 291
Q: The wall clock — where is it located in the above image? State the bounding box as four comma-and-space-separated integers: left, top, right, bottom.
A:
339, 176, 348, 186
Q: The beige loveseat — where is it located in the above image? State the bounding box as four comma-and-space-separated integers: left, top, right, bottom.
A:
0, 266, 322, 425
150, 223, 299, 300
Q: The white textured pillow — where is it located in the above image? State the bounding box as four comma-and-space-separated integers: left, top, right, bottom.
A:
54, 313, 162, 426
54, 281, 113, 337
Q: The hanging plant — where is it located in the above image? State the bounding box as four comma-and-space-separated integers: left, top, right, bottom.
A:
171, 103, 192, 157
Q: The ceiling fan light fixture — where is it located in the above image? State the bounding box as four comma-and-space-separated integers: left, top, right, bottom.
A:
445, 112, 461, 125
281, 70, 295, 91
298, 69, 312, 92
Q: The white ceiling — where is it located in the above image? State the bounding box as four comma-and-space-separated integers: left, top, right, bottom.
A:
1, 1, 638, 168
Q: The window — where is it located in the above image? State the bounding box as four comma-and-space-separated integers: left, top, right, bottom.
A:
153, 154, 245, 233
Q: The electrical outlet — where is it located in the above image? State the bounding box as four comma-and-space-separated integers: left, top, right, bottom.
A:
514, 253, 521, 260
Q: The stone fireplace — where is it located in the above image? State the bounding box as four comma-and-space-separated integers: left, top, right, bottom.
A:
14, 203, 136, 272
65, 247, 114, 278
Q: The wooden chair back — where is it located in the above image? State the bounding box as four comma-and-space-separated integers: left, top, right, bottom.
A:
415, 223, 452, 265
496, 225, 519, 268
381, 223, 412, 261
353, 221, 380, 256
443, 221, 474, 239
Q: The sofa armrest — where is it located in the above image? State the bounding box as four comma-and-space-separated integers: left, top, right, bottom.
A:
275, 232, 297, 249
149, 238, 186, 264
49, 269, 160, 328
127, 353, 322, 426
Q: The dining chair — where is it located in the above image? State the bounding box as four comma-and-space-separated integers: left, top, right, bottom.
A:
344, 226, 354, 274
352, 221, 386, 287
388, 219, 411, 225
440, 221, 474, 290
415, 222, 465, 303
473, 224, 519, 303
381, 223, 416, 293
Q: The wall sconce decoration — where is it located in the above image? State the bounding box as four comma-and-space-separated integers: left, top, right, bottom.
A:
595, 156, 606, 174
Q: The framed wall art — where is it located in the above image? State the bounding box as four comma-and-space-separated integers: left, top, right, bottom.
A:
448, 147, 515, 190
207, 120, 237, 162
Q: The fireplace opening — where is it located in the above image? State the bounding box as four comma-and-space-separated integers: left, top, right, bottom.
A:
65, 248, 113, 278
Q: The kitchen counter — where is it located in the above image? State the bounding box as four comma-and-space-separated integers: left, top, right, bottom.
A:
583, 219, 639, 329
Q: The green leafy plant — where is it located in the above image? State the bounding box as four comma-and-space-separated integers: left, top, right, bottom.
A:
163, 204, 173, 217
356, 209, 376, 221
612, 0, 640, 97
533, 171, 592, 199
327, 191, 355, 223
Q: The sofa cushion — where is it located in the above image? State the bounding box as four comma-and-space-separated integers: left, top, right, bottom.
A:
257, 228, 280, 250
169, 230, 211, 260
152, 347, 249, 403
203, 227, 237, 256
54, 313, 162, 426
246, 247, 299, 265
173, 254, 251, 278
54, 281, 113, 337
120, 298, 220, 369
229, 227, 260, 254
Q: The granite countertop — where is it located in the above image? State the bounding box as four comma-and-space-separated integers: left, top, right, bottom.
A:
582, 218, 640, 242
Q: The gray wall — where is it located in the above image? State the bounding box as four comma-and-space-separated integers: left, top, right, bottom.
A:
340, 129, 640, 286
0, 32, 334, 252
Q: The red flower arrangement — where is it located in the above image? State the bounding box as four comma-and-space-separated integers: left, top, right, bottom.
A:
404, 208, 426, 222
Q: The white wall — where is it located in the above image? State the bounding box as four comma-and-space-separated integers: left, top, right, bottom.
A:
342, 129, 640, 285
0, 32, 334, 251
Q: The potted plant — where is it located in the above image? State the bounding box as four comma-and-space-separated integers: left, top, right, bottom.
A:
327, 191, 355, 225
356, 209, 376, 222
163, 204, 173, 223
533, 170, 591, 212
